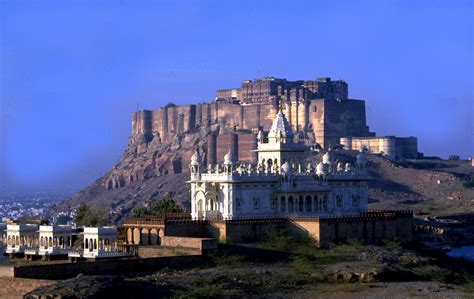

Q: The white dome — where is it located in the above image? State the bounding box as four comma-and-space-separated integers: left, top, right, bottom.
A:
190, 151, 201, 165
281, 162, 291, 174
268, 110, 293, 140
224, 151, 236, 164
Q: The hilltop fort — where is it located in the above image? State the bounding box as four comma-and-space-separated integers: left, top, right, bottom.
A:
123, 76, 417, 190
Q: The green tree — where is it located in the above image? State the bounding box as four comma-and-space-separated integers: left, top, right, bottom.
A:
131, 197, 183, 218
75, 203, 108, 226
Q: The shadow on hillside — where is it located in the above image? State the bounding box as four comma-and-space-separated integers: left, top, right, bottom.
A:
368, 171, 420, 196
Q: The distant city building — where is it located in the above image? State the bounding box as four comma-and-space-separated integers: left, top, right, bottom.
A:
189, 111, 369, 220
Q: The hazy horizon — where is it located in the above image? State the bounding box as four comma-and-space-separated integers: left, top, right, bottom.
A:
1, 0, 472, 195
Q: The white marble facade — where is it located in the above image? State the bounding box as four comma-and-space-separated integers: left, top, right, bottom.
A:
189, 110, 369, 220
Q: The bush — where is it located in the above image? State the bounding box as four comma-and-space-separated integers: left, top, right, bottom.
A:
176, 277, 226, 299
383, 239, 402, 253
463, 181, 474, 188
412, 265, 469, 284
75, 204, 108, 226
131, 197, 183, 218
209, 252, 246, 268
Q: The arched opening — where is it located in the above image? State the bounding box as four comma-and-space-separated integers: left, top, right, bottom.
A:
322, 195, 328, 211
150, 229, 158, 245
298, 195, 304, 212
141, 229, 150, 245
305, 196, 312, 212
313, 195, 319, 212
267, 159, 273, 168
288, 196, 294, 213
107, 180, 113, 190
205, 192, 219, 212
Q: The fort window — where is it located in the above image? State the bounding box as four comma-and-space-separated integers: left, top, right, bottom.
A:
313, 195, 319, 211
271, 198, 277, 210
236, 199, 241, 210
322, 195, 328, 211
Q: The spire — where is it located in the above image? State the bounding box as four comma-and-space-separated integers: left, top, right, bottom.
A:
268, 110, 293, 143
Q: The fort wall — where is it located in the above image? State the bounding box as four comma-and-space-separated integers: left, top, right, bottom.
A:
132, 99, 370, 149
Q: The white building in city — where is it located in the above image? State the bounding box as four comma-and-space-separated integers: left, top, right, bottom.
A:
68, 227, 129, 259
5, 224, 39, 255
189, 110, 369, 220
24, 225, 73, 258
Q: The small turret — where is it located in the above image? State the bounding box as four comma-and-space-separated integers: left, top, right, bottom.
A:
223, 151, 236, 174
224, 151, 236, 165
190, 151, 202, 176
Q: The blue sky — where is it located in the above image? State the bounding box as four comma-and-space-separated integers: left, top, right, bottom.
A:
0, 0, 472, 194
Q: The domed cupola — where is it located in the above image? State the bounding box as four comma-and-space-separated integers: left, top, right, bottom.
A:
224, 151, 236, 165
190, 151, 202, 175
